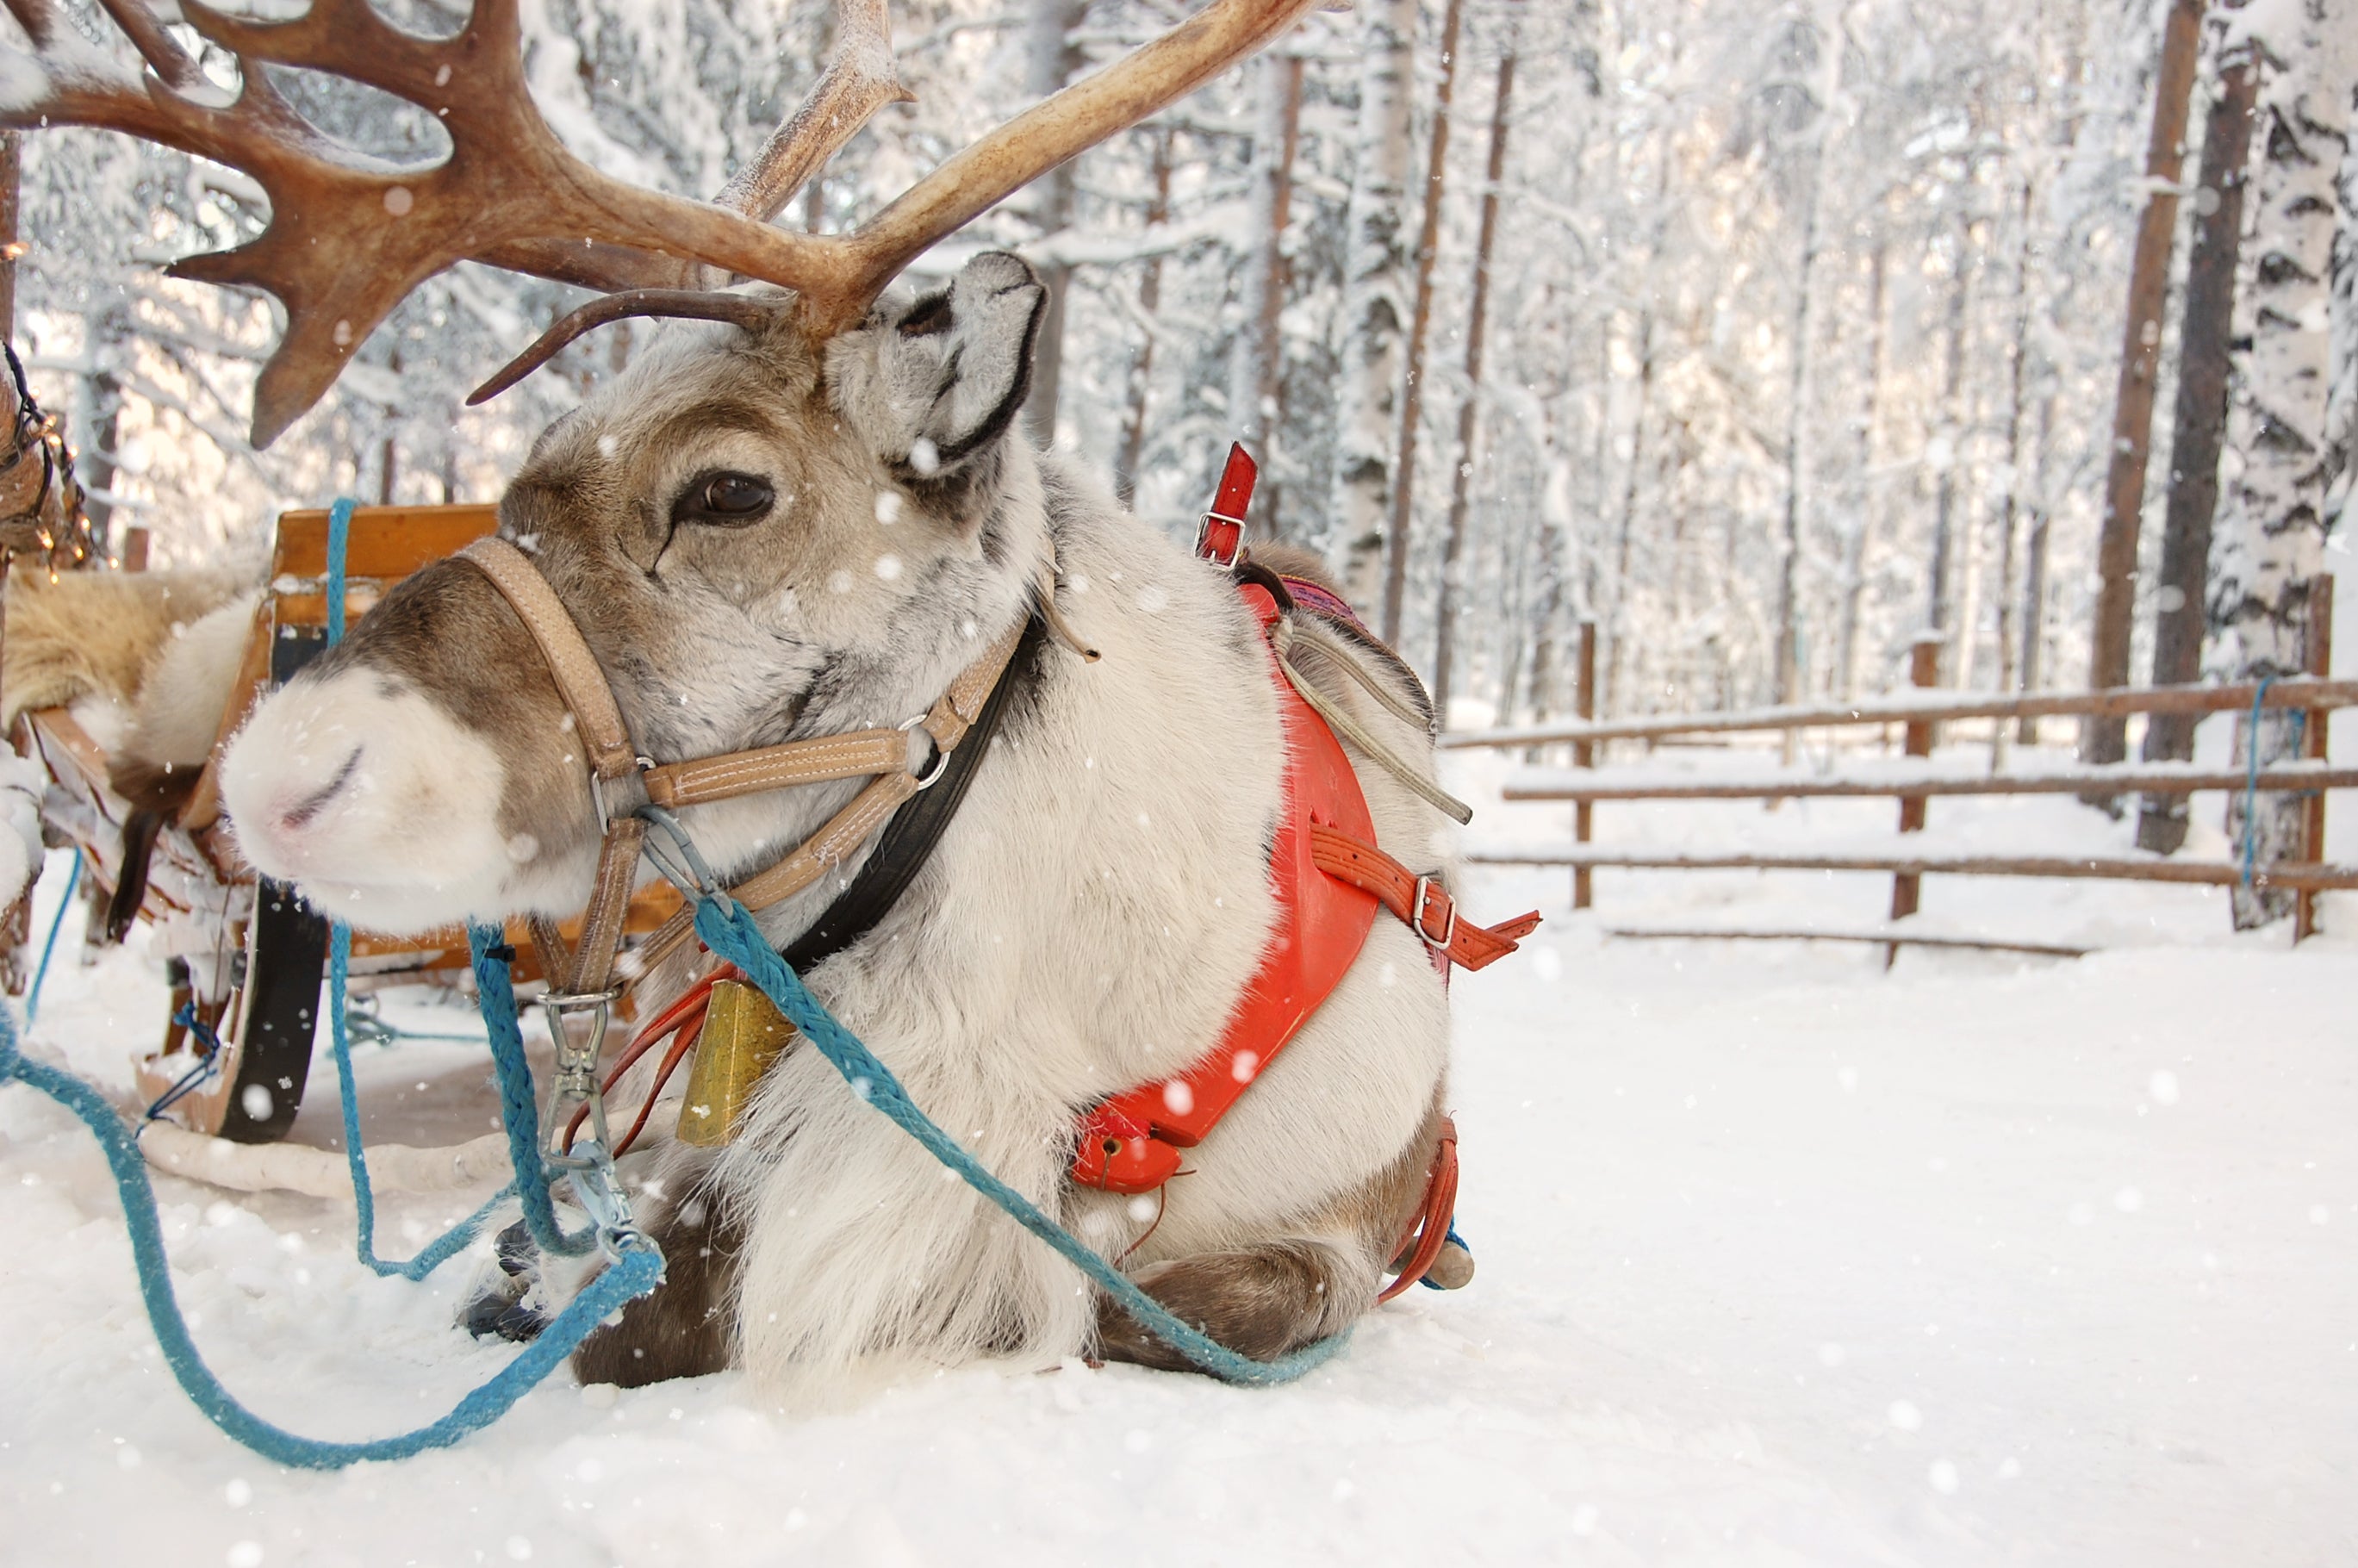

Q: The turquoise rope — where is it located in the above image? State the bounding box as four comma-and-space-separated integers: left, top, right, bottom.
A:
465, 924, 595, 1257
691, 894, 1349, 1385
2241, 675, 2275, 889
24, 846, 80, 1026
0, 1003, 663, 1468
326, 922, 513, 1280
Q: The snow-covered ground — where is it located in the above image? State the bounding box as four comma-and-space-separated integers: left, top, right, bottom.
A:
3, 741, 2354, 1566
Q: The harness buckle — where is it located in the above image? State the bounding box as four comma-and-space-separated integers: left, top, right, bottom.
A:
1410, 874, 1457, 953
1194, 510, 1246, 570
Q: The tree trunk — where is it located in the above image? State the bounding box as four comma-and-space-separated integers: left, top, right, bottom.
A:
1380, 0, 1465, 645
1773, 153, 1826, 706
1114, 130, 1174, 507
1330, 0, 1418, 602
1229, 51, 1304, 535
1021, 0, 1089, 446
1994, 179, 2037, 768
1432, 14, 1517, 719
1836, 240, 1887, 700
2326, 76, 2356, 536
2084, 0, 2206, 766
70, 309, 121, 554
2214, 8, 2353, 927
0, 133, 16, 343
2016, 394, 2057, 740
1602, 307, 1658, 717
1926, 232, 1972, 671
2137, 46, 2259, 854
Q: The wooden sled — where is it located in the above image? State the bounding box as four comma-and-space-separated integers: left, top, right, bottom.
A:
14, 504, 680, 1142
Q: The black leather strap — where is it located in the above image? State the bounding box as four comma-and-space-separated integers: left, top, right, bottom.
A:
780, 616, 1044, 973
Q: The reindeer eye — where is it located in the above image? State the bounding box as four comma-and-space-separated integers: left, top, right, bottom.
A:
675, 470, 774, 526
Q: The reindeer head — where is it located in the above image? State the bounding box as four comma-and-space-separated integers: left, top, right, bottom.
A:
217, 255, 1048, 931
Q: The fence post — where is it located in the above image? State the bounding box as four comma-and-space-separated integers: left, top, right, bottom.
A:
2297, 574, 2334, 941
1889, 635, 1942, 935
1573, 620, 1596, 911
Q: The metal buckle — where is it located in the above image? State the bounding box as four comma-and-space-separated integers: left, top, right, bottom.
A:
1195, 510, 1246, 569
1411, 874, 1457, 951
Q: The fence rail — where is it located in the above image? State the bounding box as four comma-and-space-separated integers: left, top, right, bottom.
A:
1503, 760, 2358, 804
1465, 578, 2344, 943
1442, 675, 2358, 751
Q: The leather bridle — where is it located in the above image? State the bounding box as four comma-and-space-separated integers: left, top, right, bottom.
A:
453, 535, 1029, 1164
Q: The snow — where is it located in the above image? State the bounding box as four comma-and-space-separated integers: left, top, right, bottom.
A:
3, 752, 2355, 1565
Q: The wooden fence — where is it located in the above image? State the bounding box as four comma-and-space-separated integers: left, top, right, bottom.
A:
1449, 581, 2352, 943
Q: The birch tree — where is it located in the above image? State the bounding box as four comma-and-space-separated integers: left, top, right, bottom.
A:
2212, 0, 2353, 925
1329, 0, 1418, 600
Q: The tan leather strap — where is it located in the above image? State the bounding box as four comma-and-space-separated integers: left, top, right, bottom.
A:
1308, 823, 1540, 973
524, 914, 574, 992
631, 619, 1031, 972
458, 538, 639, 784
642, 728, 909, 810
570, 814, 646, 994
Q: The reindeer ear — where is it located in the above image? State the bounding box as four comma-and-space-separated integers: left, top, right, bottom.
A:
828, 252, 1046, 479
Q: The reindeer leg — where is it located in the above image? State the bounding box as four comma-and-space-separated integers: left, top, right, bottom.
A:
1093, 1236, 1373, 1371
571, 1192, 745, 1387
1094, 1094, 1447, 1372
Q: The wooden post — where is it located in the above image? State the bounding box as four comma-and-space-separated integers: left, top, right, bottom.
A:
2084, 0, 2206, 769
120, 526, 149, 571
2296, 574, 2334, 941
1889, 636, 1943, 932
1573, 620, 1596, 911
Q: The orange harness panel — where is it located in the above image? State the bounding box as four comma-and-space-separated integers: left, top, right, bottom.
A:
1070, 577, 1382, 1193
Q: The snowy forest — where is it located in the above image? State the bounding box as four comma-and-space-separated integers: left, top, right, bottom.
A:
17, 0, 2352, 738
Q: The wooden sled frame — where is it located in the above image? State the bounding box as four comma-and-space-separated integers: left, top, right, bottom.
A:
16, 503, 680, 1142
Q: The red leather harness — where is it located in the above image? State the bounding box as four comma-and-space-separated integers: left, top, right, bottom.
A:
1069, 445, 1540, 1304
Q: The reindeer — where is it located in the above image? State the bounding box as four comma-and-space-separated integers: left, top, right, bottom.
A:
3, 0, 1517, 1400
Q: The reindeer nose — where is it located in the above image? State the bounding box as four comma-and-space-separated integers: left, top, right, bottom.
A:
277, 745, 364, 832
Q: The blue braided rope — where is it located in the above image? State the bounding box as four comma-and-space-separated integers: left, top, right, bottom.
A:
327, 923, 514, 1280
143, 1005, 225, 1121
24, 847, 80, 1027
465, 924, 596, 1256
0, 1003, 663, 1468
2241, 675, 2274, 890
326, 495, 353, 644
692, 895, 1349, 1385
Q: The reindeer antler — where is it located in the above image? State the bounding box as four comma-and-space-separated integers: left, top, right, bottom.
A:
0, 0, 1317, 444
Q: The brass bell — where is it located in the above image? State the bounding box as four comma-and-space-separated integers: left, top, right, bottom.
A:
674, 979, 796, 1147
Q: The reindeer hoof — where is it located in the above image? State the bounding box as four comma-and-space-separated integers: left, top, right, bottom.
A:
460, 1220, 548, 1342
1421, 1238, 1475, 1291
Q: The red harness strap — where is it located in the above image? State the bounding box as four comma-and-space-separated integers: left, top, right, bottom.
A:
1378, 1115, 1459, 1304
1071, 445, 1540, 1201
1069, 576, 1381, 1193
